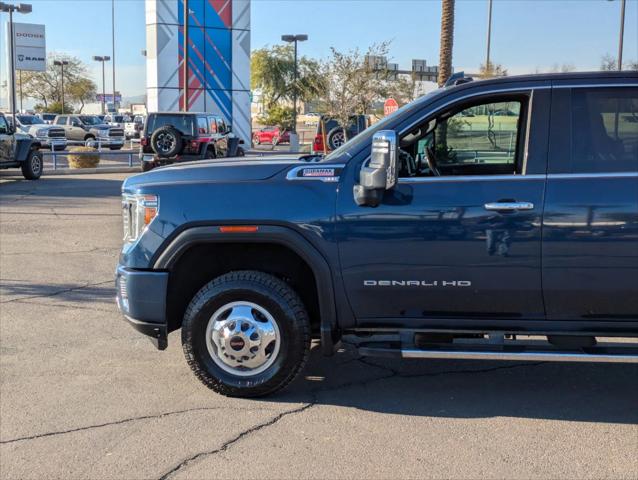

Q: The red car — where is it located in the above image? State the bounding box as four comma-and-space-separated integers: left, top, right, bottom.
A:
252, 126, 290, 145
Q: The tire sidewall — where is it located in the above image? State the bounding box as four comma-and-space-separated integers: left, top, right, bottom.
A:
151, 126, 182, 157
183, 281, 307, 395
22, 150, 42, 180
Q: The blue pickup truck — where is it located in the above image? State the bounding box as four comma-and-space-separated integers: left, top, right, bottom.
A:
117, 72, 638, 397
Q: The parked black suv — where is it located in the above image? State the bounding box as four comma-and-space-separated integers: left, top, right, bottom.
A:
140, 112, 244, 172
0, 113, 43, 180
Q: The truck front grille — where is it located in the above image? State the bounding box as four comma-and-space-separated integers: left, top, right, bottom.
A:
48, 128, 66, 138
109, 129, 124, 137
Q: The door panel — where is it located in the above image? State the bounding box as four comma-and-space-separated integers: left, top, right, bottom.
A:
336, 89, 551, 323
337, 177, 546, 320
543, 86, 638, 320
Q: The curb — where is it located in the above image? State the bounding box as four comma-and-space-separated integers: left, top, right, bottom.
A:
43, 166, 140, 175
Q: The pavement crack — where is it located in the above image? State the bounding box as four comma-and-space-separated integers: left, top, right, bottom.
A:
158, 402, 315, 480
0, 406, 279, 445
0, 280, 113, 304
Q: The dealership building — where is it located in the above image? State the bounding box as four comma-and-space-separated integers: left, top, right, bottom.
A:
145, 0, 251, 142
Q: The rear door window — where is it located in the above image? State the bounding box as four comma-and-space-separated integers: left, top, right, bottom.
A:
55, 116, 67, 125
571, 87, 638, 173
197, 116, 209, 135
147, 114, 194, 136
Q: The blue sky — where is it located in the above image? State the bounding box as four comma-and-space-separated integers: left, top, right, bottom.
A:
1, 0, 637, 107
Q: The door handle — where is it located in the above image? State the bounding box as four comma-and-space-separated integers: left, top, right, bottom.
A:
484, 201, 534, 211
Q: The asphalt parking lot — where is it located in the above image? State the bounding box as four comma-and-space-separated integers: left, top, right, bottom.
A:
1, 172, 637, 480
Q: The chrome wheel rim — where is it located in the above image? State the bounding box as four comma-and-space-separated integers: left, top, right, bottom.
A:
156, 132, 175, 153
31, 154, 41, 174
205, 301, 281, 377
332, 132, 345, 147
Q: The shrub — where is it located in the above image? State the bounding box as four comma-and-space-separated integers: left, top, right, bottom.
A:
67, 147, 100, 169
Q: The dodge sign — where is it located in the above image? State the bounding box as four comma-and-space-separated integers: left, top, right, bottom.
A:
11, 22, 47, 72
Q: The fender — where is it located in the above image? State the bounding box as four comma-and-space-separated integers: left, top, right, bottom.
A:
15, 138, 39, 161
153, 225, 339, 355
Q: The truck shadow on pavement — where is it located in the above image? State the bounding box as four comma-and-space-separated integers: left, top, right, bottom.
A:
274, 343, 638, 425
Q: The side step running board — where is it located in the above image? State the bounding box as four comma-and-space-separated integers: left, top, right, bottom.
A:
358, 343, 638, 363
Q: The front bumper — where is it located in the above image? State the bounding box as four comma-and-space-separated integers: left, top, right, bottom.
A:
37, 137, 67, 150
98, 137, 125, 147
115, 265, 169, 350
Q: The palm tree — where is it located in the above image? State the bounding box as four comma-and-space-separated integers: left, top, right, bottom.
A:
437, 0, 455, 87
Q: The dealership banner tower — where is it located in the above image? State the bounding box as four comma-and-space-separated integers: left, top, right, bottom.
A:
145, 0, 251, 142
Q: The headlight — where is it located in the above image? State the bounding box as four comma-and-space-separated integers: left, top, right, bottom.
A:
35, 129, 48, 137
122, 193, 159, 245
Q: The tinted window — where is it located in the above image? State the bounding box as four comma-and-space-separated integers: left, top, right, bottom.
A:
0, 116, 8, 132
209, 117, 218, 133
399, 99, 524, 177
147, 114, 194, 136
216, 118, 226, 134
80, 116, 102, 125
197, 116, 209, 134
571, 88, 638, 173
17, 115, 44, 125
55, 117, 66, 125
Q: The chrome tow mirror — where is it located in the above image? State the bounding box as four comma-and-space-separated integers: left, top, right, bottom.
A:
353, 130, 398, 207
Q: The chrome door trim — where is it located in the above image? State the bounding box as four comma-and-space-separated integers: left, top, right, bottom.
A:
547, 172, 638, 179
398, 174, 546, 184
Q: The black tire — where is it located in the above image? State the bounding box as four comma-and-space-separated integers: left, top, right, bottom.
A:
151, 126, 183, 158
109, 146, 123, 151
236, 146, 245, 157
327, 128, 346, 150
204, 146, 216, 159
272, 136, 279, 146
182, 271, 311, 398
21, 149, 43, 180
84, 135, 97, 149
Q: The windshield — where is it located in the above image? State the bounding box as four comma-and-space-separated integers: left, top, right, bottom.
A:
147, 114, 194, 136
80, 116, 103, 125
17, 115, 44, 125
323, 88, 446, 161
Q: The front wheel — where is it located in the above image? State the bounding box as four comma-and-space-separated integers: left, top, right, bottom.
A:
182, 271, 310, 397
21, 150, 43, 180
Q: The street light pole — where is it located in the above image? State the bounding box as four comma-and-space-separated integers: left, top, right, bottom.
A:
112, 0, 116, 112
617, 0, 626, 70
0, 2, 32, 114
53, 60, 69, 112
93, 56, 111, 114
281, 34, 308, 142
485, 0, 493, 70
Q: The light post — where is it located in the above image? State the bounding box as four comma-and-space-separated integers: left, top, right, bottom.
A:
93, 55, 111, 114
485, 0, 493, 71
608, 0, 626, 70
0, 2, 32, 115
281, 34, 308, 150
111, 0, 116, 111
183, 0, 190, 111
53, 60, 69, 112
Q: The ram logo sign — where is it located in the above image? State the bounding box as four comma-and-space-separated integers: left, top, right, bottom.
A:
9, 23, 47, 72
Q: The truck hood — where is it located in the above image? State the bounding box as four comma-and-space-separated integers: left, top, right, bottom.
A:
123, 156, 303, 191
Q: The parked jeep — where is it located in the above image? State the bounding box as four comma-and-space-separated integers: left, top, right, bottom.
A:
117, 72, 638, 398
139, 112, 244, 172
312, 114, 370, 154
6, 114, 67, 151
0, 113, 44, 180
54, 114, 124, 150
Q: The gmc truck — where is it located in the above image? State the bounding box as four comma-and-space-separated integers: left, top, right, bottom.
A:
116, 72, 638, 398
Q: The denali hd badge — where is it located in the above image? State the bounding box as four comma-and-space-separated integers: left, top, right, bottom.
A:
364, 280, 472, 287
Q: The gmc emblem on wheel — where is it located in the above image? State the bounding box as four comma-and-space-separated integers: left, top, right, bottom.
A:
363, 280, 472, 287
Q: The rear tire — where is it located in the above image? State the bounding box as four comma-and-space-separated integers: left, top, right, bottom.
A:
182, 271, 311, 397
21, 149, 43, 180
141, 161, 155, 172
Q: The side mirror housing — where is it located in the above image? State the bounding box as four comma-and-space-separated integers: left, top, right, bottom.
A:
353, 130, 398, 207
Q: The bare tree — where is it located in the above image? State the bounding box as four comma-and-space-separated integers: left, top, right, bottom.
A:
320, 42, 394, 142
478, 61, 508, 78
437, 0, 455, 87
601, 54, 617, 71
